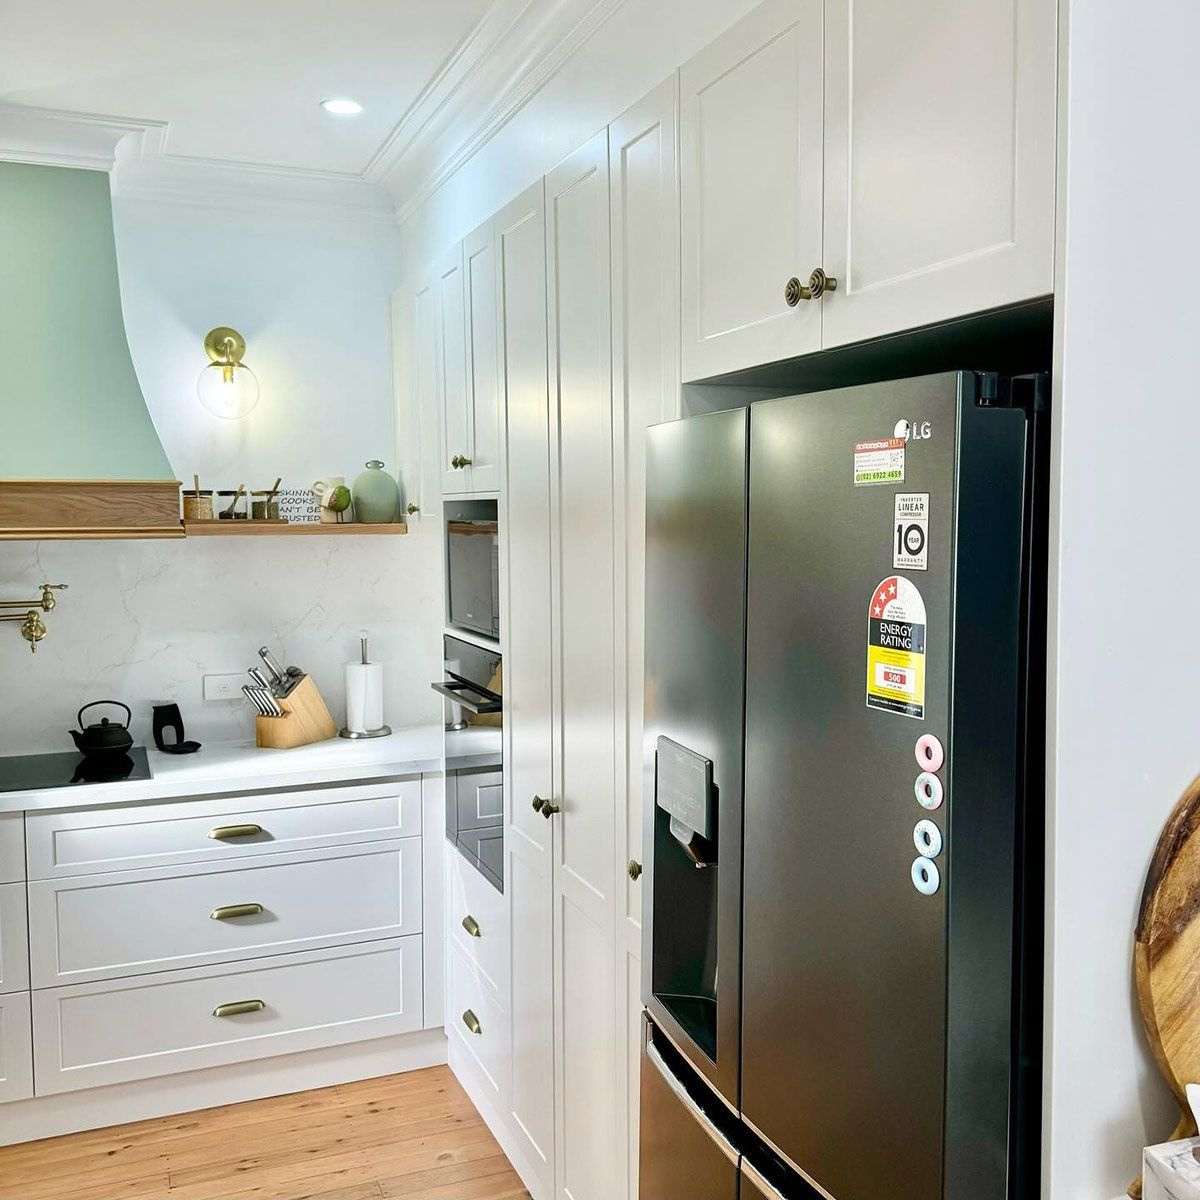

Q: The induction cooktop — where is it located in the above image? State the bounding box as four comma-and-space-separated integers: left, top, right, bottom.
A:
0, 747, 152, 793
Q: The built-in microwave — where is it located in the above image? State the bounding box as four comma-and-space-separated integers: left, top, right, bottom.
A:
447, 519, 499, 640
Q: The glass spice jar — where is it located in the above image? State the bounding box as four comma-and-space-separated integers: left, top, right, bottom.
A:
181, 489, 214, 521
216, 490, 248, 520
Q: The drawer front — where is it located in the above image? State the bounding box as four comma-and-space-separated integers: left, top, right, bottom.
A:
26, 780, 421, 879
447, 944, 508, 1105
455, 768, 504, 833
0, 883, 29, 995
33, 937, 423, 1095
447, 846, 508, 997
0, 992, 33, 1104
29, 839, 422, 988
0, 814, 23, 884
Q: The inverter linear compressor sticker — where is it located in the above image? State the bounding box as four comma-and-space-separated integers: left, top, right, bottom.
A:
866, 576, 927, 719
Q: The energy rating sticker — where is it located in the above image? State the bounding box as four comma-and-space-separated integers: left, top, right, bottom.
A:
866, 576, 927, 719
853, 437, 905, 486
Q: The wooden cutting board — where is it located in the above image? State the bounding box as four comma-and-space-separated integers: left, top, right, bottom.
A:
1133, 774, 1200, 1196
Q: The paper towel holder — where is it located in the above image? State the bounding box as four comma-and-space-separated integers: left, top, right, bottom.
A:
339, 633, 392, 740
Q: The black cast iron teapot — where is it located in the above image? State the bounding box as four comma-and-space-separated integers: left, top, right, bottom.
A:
70, 701, 134, 758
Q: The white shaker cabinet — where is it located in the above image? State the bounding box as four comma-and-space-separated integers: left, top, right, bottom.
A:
680, 0, 824, 381
463, 218, 501, 493
608, 77, 679, 1200
680, 0, 1057, 379
545, 129, 620, 1200
820, 0, 1057, 347
434, 243, 470, 496
497, 178, 557, 1200
0, 993, 32, 1104
436, 223, 502, 497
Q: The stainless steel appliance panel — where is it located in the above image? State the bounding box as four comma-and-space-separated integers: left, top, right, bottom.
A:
448, 520, 500, 639
639, 1019, 739, 1200
741, 374, 962, 1200
643, 408, 748, 1106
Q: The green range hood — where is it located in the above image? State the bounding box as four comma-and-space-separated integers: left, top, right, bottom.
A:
0, 160, 180, 538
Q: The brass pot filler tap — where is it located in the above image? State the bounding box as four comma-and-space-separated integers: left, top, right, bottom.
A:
0, 583, 67, 653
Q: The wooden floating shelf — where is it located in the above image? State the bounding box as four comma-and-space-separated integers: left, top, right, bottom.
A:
184, 521, 408, 537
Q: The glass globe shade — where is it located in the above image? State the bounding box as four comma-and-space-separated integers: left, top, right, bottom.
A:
197, 361, 260, 419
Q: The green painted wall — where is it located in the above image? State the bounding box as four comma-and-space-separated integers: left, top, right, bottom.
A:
0, 161, 173, 480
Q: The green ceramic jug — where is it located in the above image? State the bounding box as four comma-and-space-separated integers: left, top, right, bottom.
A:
351, 461, 400, 523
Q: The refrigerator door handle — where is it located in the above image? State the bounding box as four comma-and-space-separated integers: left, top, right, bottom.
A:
741, 1159, 788, 1200
645, 1040, 739, 1167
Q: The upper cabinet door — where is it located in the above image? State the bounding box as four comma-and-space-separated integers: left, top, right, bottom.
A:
680, 0, 824, 382
464, 218, 501, 494
821, 0, 1057, 348
435, 243, 471, 495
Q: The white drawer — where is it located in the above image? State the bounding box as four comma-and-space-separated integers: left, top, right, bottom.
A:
0, 814, 23, 883
447, 845, 508, 998
29, 839, 422, 988
446, 944, 508, 1107
0, 992, 32, 1104
0, 883, 29, 995
33, 937, 423, 1095
26, 779, 421, 880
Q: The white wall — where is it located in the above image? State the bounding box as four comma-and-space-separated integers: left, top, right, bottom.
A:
395, 0, 758, 278
113, 188, 401, 491
1046, 2, 1199, 1195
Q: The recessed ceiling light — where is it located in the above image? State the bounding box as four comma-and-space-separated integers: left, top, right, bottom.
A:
321, 98, 363, 115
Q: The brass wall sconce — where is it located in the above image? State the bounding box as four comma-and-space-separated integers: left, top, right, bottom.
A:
0, 583, 67, 653
198, 327, 260, 419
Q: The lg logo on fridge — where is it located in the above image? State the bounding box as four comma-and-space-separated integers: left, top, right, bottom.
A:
894, 419, 932, 442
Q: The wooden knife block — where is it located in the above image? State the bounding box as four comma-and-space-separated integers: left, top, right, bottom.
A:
255, 675, 337, 750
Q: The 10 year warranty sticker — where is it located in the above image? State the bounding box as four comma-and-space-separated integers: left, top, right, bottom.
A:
893, 493, 929, 571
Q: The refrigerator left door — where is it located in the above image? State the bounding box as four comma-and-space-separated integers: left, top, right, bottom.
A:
639, 1018, 740, 1200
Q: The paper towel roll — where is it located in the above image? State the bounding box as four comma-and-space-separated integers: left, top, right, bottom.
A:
345, 662, 384, 733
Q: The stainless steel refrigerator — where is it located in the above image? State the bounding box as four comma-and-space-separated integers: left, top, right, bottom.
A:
639, 371, 1046, 1200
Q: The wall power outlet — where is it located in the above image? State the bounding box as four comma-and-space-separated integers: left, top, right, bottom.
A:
203, 673, 247, 702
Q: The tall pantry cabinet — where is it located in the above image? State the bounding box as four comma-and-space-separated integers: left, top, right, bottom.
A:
496, 86, 679, 1200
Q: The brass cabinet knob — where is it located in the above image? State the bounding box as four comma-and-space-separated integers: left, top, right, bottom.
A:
462, 1009, 482, 1036
459, 456, 473, 467
462, 914, 482, 938
785, 268, 839, 306
628, 860, 643, 881
540, 799, 561, 819
451, 455, 461, 469
406, 503, 419, 515
532, 795, 546, 813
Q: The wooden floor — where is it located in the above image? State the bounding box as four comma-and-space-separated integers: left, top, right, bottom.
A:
0, 1067, 530, 1200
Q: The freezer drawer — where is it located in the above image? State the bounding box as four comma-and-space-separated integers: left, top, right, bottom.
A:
639, 1018, 739, 1200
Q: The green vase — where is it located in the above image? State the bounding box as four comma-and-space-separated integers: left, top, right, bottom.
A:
352, 461, 400, 523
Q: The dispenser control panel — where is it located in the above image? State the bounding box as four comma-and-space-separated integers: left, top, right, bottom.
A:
655, 736, 715, 840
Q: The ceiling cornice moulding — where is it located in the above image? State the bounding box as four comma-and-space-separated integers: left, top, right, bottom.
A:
0, 0, 627, 224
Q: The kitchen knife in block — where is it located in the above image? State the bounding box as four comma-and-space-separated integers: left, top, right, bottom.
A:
254, 675, 336, 750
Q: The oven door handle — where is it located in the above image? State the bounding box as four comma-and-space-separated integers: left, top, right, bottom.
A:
430, 680, 501, 715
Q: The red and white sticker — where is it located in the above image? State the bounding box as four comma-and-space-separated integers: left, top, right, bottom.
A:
853, 438, 905, 487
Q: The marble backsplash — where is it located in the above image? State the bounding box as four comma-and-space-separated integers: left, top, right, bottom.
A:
0, 523, 443, 756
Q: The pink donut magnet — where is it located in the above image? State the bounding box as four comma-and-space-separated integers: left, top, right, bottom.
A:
915, 734, 945, 773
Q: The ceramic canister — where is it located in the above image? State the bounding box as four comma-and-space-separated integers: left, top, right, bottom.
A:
351, 461, 400, 523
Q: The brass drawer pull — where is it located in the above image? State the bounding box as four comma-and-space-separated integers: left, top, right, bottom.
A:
462, 914, 482, 938
208, 824, 262, 841
462, 1009, 482, 1036
210, 903, 264, 921
213, 999, 265, 1018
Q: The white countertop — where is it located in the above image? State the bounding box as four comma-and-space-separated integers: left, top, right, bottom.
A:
0, 724, 502, 813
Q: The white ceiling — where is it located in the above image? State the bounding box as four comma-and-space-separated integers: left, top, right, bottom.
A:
0, 0, 494, 177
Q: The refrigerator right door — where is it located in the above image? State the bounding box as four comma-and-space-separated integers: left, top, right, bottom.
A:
741, 372, 1034, 1200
